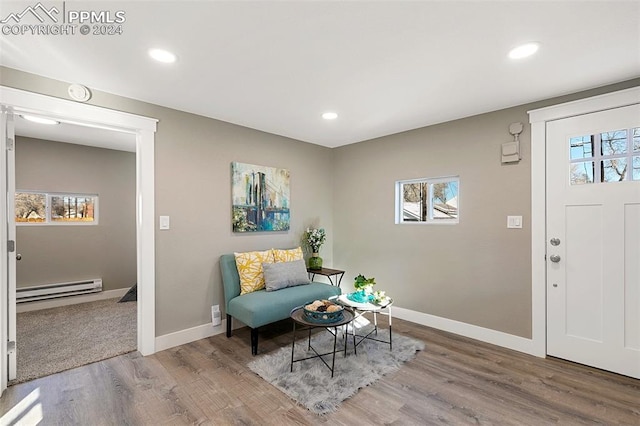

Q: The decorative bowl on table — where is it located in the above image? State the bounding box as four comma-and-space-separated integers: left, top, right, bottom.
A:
303, 299, 344, 324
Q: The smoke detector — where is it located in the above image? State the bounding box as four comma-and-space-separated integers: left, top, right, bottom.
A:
68, 84, 92, 102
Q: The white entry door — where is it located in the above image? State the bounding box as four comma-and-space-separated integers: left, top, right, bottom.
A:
546, 104, 640, 378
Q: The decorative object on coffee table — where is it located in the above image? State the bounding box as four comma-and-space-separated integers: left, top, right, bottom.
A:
304, 227, 326, 270
348, 274, 376, 303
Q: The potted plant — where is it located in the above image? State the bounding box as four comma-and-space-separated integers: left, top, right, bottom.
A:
304, 227, 326, 270
348, 274, 376, 302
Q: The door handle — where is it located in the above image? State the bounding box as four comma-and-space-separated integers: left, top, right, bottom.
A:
549, 254, 561, 263
16, 253, 22, 261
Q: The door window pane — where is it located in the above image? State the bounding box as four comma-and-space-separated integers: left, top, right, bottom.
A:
571, 162, 594, 185
600, 130, 627, 156
601, 159, 627, 182
633, 128, 640, 153
570, 136, 594, 159
633, 156, 640, 180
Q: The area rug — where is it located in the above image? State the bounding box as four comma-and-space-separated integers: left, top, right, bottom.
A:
10, 298, 137, 385
248, 327, 424, 415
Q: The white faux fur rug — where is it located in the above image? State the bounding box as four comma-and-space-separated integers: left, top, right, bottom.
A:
248, 327, 424, 415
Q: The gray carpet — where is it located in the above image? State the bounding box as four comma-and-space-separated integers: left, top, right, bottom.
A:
248, 327, 424, 415
10, 298, 137, 385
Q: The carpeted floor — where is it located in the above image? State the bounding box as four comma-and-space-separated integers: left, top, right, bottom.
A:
10, 298, 137, 385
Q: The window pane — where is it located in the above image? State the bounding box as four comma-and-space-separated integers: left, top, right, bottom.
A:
570, 162, 594, 185
633, 128, 640, 153
570, 136, 594, 159
432, 181, 458, 220
402, 183, 425, 222
600, 130, 627, 156
633, 156, 640, 181
51, 196, 95, 222
15, 193, 46, 222
601, 158, 627, 182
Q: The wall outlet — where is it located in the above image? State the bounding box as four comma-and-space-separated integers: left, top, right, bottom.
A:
211, 305, 221, 326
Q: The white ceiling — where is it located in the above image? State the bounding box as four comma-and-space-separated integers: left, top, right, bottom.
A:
14, 116, 136, 152
1, 1, 639, 148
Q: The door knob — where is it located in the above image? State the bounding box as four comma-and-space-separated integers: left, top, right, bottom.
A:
550, 254, 561, 263
16, 254, 22, 261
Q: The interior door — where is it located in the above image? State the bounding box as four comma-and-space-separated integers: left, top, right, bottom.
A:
546, 104, 640, 378
1, 107, 17, 395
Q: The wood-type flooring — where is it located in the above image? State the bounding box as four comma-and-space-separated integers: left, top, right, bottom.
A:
1, 316, 638, 425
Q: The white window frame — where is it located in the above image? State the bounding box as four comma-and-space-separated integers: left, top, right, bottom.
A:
395, 176, 459, 225
15, 190, 99, 226
570, 127, 640, 184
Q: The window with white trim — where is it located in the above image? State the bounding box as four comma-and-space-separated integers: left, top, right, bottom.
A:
15, 191, 98, 225
570, 127, 640, 184
395, 176, 459, 224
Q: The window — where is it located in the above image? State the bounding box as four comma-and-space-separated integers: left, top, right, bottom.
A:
15, 192, 98, 225
396, 176, 459, 224
570, 127, 640, 185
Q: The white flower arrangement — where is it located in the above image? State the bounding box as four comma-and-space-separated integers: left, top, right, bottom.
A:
305, 227, 326, 253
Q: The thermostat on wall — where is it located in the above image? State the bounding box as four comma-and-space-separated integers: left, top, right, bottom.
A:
68, 84, 92, 102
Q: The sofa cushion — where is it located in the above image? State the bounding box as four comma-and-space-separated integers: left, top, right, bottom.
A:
272, 247, 304, 262
263, 259, 310, 291
227, 282, 341, 329
234, 250, 274, 295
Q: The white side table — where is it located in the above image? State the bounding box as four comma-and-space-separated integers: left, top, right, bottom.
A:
334, 294, 393, 355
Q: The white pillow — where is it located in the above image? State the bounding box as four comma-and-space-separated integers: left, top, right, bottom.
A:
263, 260, 311, 291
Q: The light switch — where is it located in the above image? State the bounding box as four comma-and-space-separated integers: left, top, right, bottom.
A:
159, 215, 170, 230
507, 215, 522, 229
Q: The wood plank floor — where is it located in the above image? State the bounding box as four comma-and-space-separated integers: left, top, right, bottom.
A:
1, 316, 639, 425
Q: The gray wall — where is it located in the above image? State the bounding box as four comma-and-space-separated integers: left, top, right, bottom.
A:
15, 137, 136, 292
2, 66, 638, 340
333, 79, 640, 339
1, 67, 335, 336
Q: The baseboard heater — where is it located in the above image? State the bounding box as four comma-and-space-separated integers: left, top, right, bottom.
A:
16, 279, 103, 303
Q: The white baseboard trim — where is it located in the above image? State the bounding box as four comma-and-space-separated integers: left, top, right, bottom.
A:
153, 308, 540, 357
393, 306, 540, 357
155, 320, 227, 352
16, 288, 130, 313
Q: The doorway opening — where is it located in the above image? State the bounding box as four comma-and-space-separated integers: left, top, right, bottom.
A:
1, 86, 156, 394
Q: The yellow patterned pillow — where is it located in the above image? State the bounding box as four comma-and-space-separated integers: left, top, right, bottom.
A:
234, 250, 274, 295
273, 247, 304, 263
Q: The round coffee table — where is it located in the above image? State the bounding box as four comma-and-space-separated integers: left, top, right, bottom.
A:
289, 306, 354, 377
333, 294, 394, 355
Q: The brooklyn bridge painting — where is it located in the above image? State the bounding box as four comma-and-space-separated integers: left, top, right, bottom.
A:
231, 162, 290, 232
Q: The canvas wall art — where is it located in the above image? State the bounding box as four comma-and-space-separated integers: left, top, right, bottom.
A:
231, 162, 290, 232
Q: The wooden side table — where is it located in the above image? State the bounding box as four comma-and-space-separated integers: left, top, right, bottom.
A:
307, 267, 345, 287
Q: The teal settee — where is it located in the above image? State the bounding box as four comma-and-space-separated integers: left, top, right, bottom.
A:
220, 254, 341, 355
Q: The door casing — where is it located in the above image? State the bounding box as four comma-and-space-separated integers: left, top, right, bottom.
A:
529, 86, 640, 358
0, 86, 158, 395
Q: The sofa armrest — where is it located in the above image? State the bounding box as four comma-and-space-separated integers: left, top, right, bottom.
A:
220, 254, 241, 312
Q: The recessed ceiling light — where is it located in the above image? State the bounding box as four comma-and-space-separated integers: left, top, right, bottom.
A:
20, 115, 60, 125
148, 48, 177, 63
322, 112, 338, 120
508, 42, 540, 59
